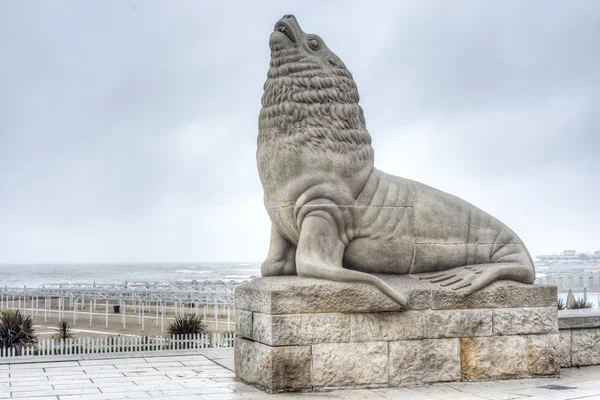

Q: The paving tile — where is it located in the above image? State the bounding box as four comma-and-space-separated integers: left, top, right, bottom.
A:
122, 362, 183, 369
79, 357, 147, 366
12, 388, 100, 398
39, 369, 87, 377
9, 368, 47, 376
9, 383, 55, 393
0, 365, 9, 370
10, 361, 81, 370
143, 356, 210, 363
104, 383, 186, 393
55, 393, 151, 400
53, 381, 134, 390
201, 394, 294, 400
2, 376, 50, 385
5, 397, 58, 400
146, 387, 234, 396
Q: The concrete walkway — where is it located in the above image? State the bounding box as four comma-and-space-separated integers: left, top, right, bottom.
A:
2, 349, 600, 399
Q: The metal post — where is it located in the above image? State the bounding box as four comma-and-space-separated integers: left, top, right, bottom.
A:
74, 298, 78, 324
105, 300, 108, 329
215, 303, 219, 331
161, 302, 164, 333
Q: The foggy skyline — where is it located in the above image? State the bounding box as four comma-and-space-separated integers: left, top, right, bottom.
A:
1, 1, 598, 263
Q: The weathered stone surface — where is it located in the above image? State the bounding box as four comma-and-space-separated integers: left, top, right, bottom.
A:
527, 334, 559, 376
350, 312, 423, 342
236, 276, 556, 314
389, 339, 460, 384
423, 309, 492, 338
558, 312, 600, 330
236, 277, 400, 314
429, 281, 557, 310
236, 310, 253, 340
460, 336, 529, 380
571, 328, 600, 366
493, 307, 558, 336
252, 312, 350, 346
234, 337, 311, 392
312, 342, 388, 387
559, 329, 572, 368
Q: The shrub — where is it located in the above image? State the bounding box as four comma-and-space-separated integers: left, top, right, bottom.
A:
168, 314, 206, 336
54, 320, 74, 340
0, 309, 38, 353
568, 297, 593, 310
557, 298, 566, 310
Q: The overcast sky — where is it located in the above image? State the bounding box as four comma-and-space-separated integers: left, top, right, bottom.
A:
0, 1, 598, 264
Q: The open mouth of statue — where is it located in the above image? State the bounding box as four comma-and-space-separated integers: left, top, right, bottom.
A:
274, 22, 296, 43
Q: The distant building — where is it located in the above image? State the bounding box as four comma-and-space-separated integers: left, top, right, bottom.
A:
537, 250, 600, 265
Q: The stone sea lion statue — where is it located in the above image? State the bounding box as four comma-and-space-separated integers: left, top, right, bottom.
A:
257, 15, 535, 308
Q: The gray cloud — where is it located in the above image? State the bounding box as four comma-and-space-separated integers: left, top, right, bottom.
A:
0, 1, 598, 263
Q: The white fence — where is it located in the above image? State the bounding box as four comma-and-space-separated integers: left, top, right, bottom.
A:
1, 332, 235, 360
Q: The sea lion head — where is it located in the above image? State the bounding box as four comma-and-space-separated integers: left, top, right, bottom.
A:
258, 15, 373, 162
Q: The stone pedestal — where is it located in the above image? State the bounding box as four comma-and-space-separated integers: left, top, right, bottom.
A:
234, 276, 559, 393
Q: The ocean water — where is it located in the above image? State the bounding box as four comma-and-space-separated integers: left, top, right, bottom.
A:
0, 262, 261, 288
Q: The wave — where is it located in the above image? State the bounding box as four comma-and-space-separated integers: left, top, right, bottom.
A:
174, 269, 212, 274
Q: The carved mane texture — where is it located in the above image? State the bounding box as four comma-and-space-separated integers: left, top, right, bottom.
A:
258, 47, 374, 163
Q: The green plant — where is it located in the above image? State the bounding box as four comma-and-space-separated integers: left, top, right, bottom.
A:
557, 298, 566, 310
0, 309, 38, 353
53, 320, 74, 340
168, 314, 206, 336
568, 297, 593, 309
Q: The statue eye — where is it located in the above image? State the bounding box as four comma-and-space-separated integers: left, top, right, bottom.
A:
309, 38, 319, 49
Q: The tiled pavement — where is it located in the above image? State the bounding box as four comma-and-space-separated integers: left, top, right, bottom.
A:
2, 350, 600, 399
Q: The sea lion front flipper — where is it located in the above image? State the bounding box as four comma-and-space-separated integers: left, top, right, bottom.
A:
261, 224, 297, 276
418, 262, 535, 292
296, 211, 408, 308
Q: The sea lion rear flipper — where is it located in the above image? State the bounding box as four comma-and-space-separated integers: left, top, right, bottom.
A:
296, 211, 408, 308
418, 262, 535, 292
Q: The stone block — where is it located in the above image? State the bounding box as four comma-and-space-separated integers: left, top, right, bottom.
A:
429, 281, 557, 310
558, 312, 600, 330
235, 276, 400, 314
527, 334, 559, 376
493, 307, 558, 336
389, 339, 460, 384
234, 338, 311, 392
236, 310, 253, 340
252, 312, 350, 346
571, 328, 600, 366
350, 312, 423, 342
460, 336, 529, 380
312, 342, 388, 388
558, 329, 571, 368
423, 309, 492, 338
236, 276, 557, 314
